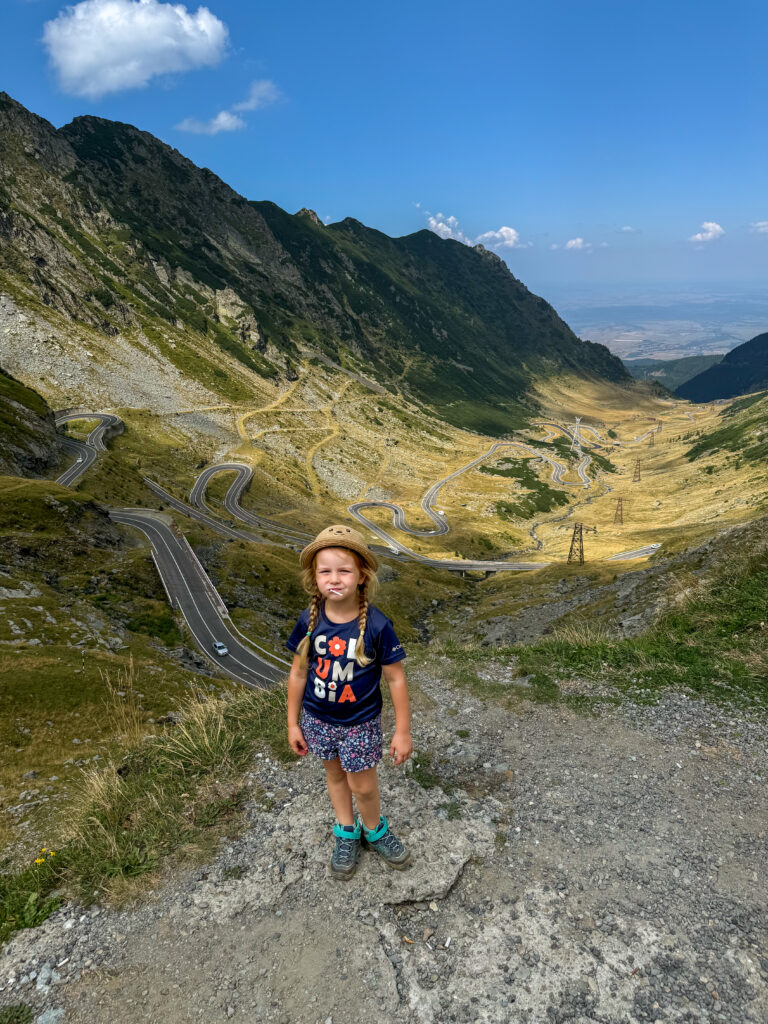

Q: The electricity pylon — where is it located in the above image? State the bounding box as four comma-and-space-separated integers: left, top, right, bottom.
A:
633, 460, 641, 483
614, 497, 624, 525
567, 522, 597, 564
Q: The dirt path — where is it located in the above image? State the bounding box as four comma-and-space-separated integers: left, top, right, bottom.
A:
2, 669, 767, 1024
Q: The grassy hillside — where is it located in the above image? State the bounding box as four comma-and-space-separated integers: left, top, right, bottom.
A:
684, 391, 768, 467
623, 354, 724, 390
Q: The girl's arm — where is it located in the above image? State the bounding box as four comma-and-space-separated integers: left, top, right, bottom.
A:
382, 661, 413, 765
286, 653, 308, 755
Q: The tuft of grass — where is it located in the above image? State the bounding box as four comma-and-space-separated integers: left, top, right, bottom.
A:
0, 1006, 34, 1024
440, 801, 462, 820
0, 667, 288, 941
64, 680, 288, 902
410, 752, 454, 794
0, 849, 66, 946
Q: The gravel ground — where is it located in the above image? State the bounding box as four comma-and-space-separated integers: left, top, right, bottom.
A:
1, 667, 766, 1024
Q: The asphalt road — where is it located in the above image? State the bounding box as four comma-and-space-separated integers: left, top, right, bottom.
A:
109, 509, 288, 687
54, 414, 289, 687
54, 412, 123, 486
347, 437, 591, 555
190, 463, 310, 544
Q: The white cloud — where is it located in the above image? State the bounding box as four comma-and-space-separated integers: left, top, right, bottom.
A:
550, 243, 560, 250
177, 79, 279, 135
688, 221, 724, 243
231, 79, 279, 112
564, 237, 591, 250
176, 109, 245, 134
619, 225, 637, 233
427, 213, 472, 244
475, 226, 522, 250
425, 212, 528, 250
43, 0, 228, 98
750, 221, 768, 234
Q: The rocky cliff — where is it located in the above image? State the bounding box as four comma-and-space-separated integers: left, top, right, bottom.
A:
0, 365, 64, 476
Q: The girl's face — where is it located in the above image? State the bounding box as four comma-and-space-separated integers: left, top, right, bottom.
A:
314, 547, 362, 604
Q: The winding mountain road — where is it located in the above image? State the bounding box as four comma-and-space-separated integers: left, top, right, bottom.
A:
55, 413, 122, 486
52, 409, 664, 681
189, 464, 310, 545
109, 509, 287, 687
349, 437, 594, 548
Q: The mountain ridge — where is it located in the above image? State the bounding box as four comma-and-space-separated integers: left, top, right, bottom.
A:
676, 332, 768, 402
0, 92, 630, 431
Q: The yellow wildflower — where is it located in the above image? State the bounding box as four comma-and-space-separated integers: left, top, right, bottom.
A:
34, 857, 45, 865
49, 851, 56, 857
41, 847, 47, 852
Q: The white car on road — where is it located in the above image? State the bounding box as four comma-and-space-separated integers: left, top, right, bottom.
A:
212, 641, 229, 657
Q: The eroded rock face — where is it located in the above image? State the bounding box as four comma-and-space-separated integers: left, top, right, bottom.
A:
0, 361, 64, 476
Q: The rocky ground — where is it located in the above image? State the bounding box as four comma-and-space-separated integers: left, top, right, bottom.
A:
1, 666, 767, 1024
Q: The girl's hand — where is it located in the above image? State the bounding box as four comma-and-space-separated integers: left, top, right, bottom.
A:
288, 724, 308, 756
390, 730, 413, 766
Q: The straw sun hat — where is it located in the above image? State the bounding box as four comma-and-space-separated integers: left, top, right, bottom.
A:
299, 525, 378, 572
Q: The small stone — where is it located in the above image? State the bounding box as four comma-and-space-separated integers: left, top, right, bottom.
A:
36, 1011, 66, 1024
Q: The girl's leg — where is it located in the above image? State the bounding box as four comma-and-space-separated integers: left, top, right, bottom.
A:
323, 758, 355, 826
345, 766, 381, 832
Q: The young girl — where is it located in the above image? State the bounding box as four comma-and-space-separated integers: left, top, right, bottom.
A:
286, 524, 413, 880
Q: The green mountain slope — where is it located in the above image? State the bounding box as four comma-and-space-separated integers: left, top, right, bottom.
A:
623, 354, 724, 390
0, 93, 629, 431
676, 333, 768, 402
685, 391, 768, 467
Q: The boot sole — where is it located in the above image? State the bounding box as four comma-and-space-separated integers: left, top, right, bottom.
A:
330, 865, 359, 880
361, 837, 412, 870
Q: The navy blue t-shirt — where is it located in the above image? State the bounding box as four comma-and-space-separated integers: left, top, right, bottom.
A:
286, 603, 406, 725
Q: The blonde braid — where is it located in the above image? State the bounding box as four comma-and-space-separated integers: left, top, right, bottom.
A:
355, 583, 372, 667
296, 590, 321, 670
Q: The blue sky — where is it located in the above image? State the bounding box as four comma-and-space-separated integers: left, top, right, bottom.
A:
2, 0, 767, 295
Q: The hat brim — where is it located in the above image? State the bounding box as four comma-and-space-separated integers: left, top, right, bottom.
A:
299, 538, 378, 572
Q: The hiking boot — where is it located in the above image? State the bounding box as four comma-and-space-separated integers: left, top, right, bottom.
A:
330, 820, 361, 880
361, 816, 411, 869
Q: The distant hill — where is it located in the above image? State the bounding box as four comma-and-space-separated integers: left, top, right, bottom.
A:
676, 333, 768, 402
623, 354, 724, 391
0, 92, 630, 434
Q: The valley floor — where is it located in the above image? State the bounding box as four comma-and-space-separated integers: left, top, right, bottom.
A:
2, 661, 766, 1024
